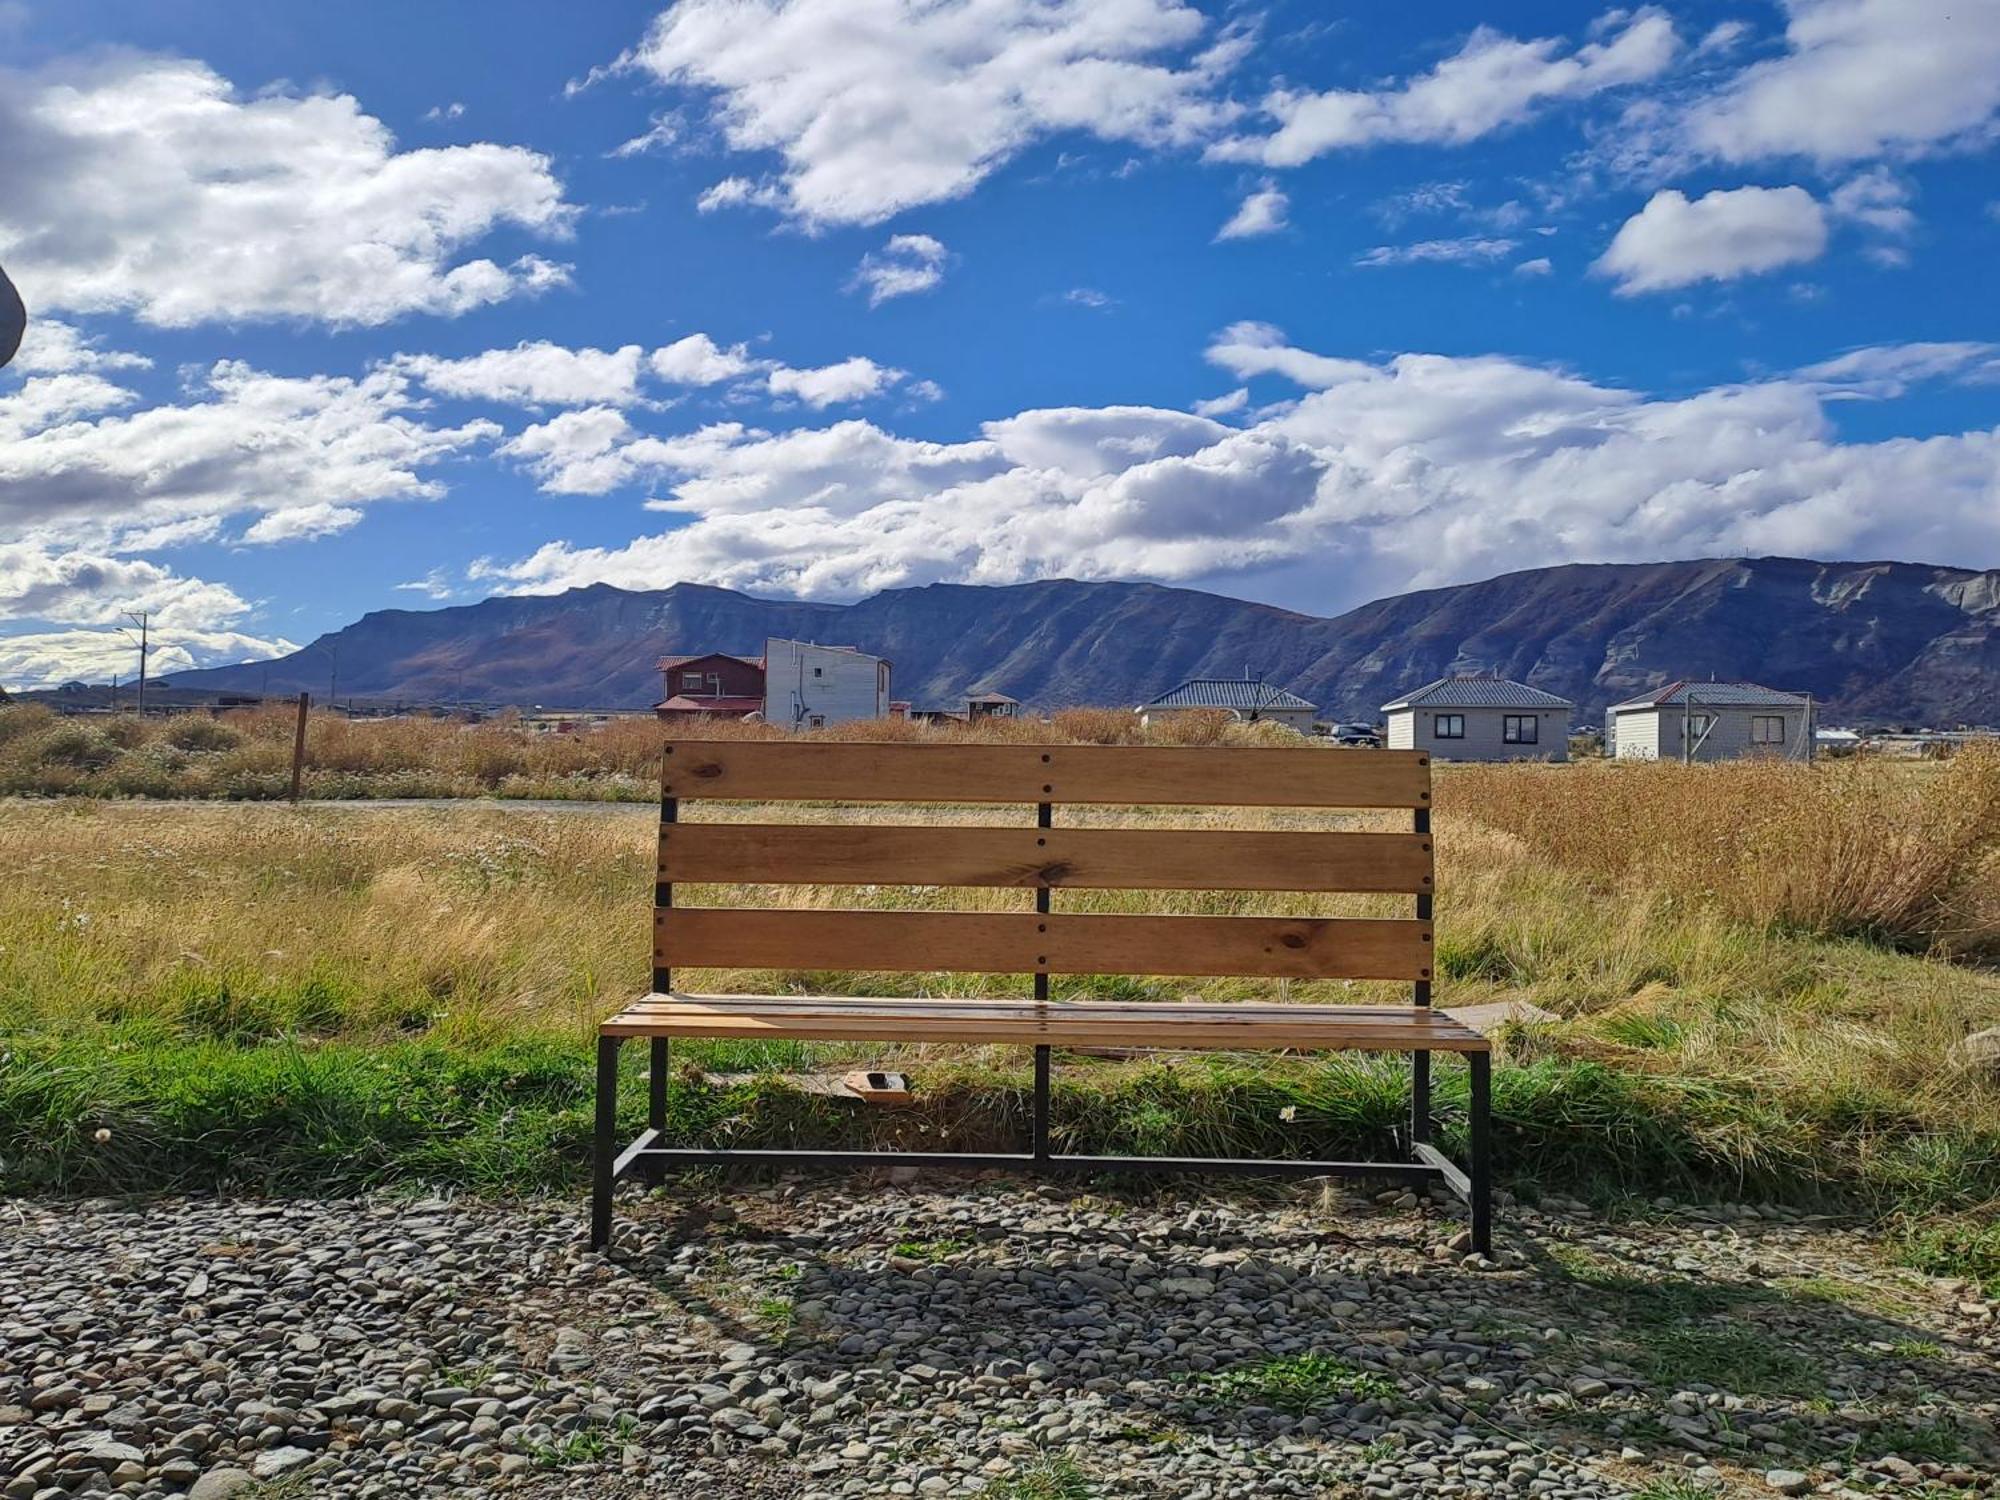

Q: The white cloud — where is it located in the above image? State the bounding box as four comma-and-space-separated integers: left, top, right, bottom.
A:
0, 356, 498, 549
476, 325, 2000, 619
0, 625, 299, 691
9, 319, 153, 375
1357, 236, 1517, 268
610, 111, 680, 158
239, 504, 365, 545
849, 234, 949, 305
392, 341, 649, 408
695, 176, 787, 214
1216, 183, 1289, 240
395, 567, 457, 601
1594, 185, 1828, 294
649, 333, 758, 386
0, 542, 250, 627
1063, 288, 1115, 310
1205, 322, 1374, 388
1796, 341, 1997, 398
1828, 167, 1917, 237
423, 101, 467, 122
1214, 9, 1677, 166
1193, 388, 1249, 417
0, 54, 574, 327
1683, 0, 2000, 165
1514, 257, 1554, 276
615, 0, 1241, 225
766, 356, 904, 408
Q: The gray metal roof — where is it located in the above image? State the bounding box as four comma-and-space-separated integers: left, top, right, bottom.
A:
1144, 678, 1317, 712
1380, 675, 1575, 712
1608, 680, 1811, 711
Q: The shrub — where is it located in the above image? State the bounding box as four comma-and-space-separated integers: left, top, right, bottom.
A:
165, 716, 243, 752
33, 723, 121, 771
0, 703, 55, 745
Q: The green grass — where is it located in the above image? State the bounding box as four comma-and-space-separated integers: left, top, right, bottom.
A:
1200, 1354, 1397, 1413
983, 1455, 1094, 1500
1898, 1218, 2000, 1297
1636, 1327, 1823, 1398
527, 1417, 637, 1469
7, 1029, 2000, 1218
892, 1235, 971, 1263
1628, 1479, 1719, 1500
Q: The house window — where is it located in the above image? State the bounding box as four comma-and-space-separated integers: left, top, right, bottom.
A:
1685, 713, 1714, 741
1434, 714, 1465, 740
1750, 715, 1786, 745
812, 666, 823, 678
681, 672, 703, 689
807, 714, 825, 729
1502, 714, 1538, 744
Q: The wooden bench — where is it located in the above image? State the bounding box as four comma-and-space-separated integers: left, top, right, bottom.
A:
592, 739, 1492, 1252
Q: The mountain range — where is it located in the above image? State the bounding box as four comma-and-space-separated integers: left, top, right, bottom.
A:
162, 556, 2000, 725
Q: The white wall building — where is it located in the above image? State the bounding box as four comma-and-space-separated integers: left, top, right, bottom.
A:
1382, 676, 1574, 762
1607, 681, 1814, 762
762, 639, 891, 730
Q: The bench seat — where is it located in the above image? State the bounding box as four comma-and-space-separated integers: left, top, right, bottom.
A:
604, 992, 1490, 1052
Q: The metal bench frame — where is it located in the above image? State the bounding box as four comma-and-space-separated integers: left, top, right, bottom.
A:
592, 741, 1491, 1253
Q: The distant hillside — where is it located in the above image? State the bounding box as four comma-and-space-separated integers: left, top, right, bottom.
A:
163, 557, 2000, 725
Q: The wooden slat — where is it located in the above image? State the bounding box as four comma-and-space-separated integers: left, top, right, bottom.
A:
660, 824, 1433, 893
655, 909, 1432, 981
602, 993, 1486, 1051
662, 740, 1429, 809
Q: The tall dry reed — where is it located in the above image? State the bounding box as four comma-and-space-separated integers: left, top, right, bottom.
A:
1442, 743, 2000, 954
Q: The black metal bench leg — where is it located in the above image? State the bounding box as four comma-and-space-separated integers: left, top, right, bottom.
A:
1410, 1050, 1431, 1145
1032, 1046, 1051, 1162
643, 1037, 670, 1188
591, 1035, 623, 1251
1469, 1050, 1492, 1257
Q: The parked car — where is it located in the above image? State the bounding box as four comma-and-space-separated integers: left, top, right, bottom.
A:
1330, 722, 1382, 747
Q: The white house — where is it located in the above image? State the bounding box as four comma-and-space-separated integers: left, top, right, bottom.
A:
1137, 678, 1318, 733
1606, 681, 1814, 762
1381, 676, 1574, 762
763, 639, 891, 730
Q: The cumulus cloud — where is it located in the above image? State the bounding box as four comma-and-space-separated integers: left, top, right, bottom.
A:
1356, 236, 1517, 268
649, 333, 759, 386
1594, 185, 1828, 293
1514, 257, 1554, 277
1216, 183, 1289, 240
612, 0, 1241, 225
9, 319, 153, 375
1682, 0, 2000, 165
766, 356, 904, 408
1213, 9, 1677, 166
0, 625, 299, 690
0, 356, 498, 550
475, 325, 2000, 617
849, 234, 949, 305
392, 342, 649, 408
0, 54, 574, 327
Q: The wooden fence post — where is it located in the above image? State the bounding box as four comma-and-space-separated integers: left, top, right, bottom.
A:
290, 691, 310, 802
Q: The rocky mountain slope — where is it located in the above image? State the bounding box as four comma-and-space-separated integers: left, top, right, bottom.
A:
164, 556, 2000, 724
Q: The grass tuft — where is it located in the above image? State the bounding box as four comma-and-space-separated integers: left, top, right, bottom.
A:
1200, 1353, 1397, 1413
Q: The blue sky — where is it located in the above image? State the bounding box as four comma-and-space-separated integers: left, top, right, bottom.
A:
2, 0, 1998, 686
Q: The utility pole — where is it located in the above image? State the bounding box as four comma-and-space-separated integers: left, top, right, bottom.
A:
119, 611, 149, 716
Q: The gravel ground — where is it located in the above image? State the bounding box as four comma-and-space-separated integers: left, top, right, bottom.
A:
3, 1179, 1996, 1499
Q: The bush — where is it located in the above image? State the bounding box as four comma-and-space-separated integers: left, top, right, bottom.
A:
0, 703, 55, 745
33, 723, 121, 771
165, 716, 243, 752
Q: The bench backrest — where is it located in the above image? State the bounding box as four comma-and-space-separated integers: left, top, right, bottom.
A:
654, 739, 1434, 998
